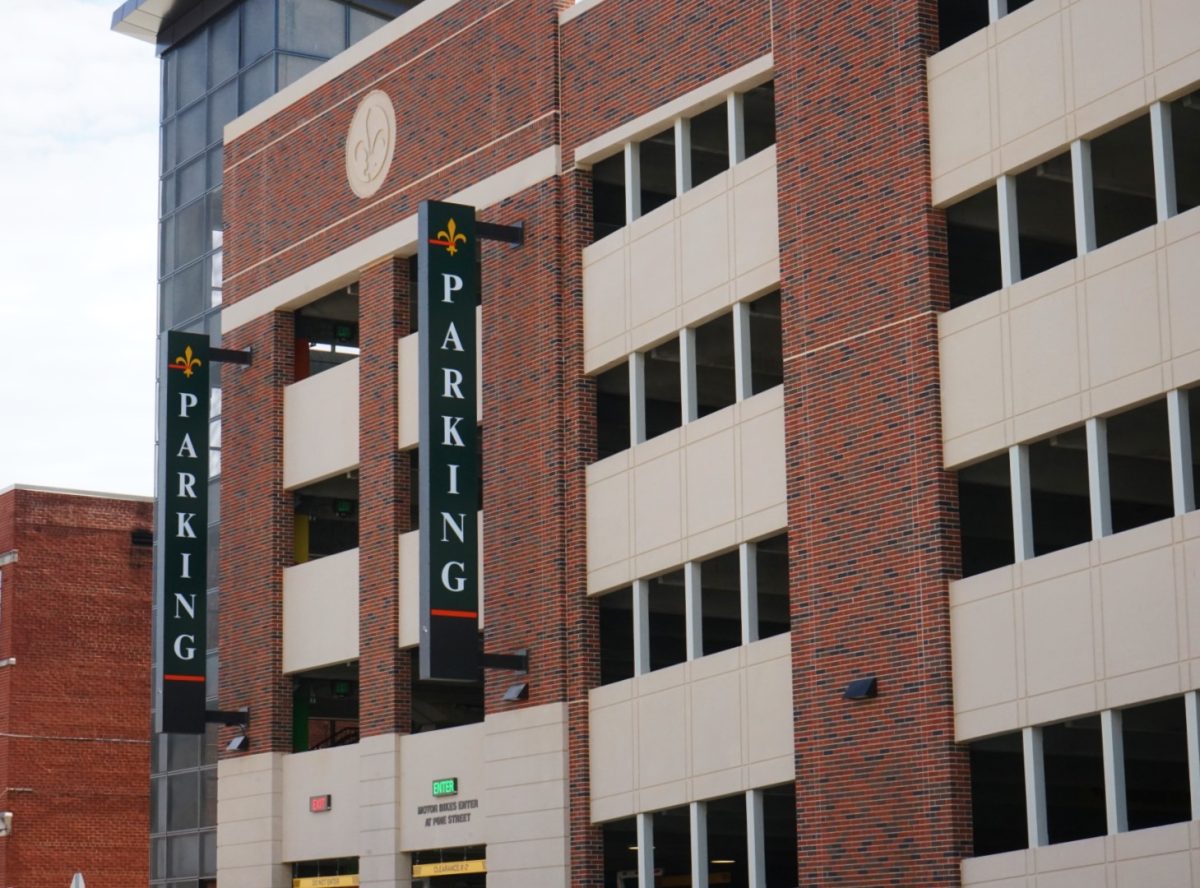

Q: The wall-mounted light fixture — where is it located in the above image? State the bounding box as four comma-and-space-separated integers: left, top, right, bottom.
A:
843, 676, 878, 700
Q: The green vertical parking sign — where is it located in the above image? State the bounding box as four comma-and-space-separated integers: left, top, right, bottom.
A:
160, 330, 209, 733
418, 200, 480, 682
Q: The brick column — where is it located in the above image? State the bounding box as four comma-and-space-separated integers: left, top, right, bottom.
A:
773, 0, 971, 882
220, 311, 296, 754
359, 257, 413, 737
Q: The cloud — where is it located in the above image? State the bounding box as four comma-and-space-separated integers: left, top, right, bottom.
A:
0, 0, 160, 496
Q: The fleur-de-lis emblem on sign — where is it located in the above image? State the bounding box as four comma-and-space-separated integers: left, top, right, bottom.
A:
435, 218, 468, 256
173, 345, 203, 378
353, 105, 390, 184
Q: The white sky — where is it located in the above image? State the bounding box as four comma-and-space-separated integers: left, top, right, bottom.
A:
0, 0, 160, 496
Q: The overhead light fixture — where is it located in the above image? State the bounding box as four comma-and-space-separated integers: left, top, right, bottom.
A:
843, 676, 878, 700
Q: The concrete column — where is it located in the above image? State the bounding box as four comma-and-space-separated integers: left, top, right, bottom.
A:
1010, 445, 1034, 561
1167, 388, 1195, 515
637, 812, 655, 888
1150, 101, 1178, 222
732, 301, 753, 402
739, 541, 758, 645
988, 0, 1007, 22
1101, 709, 1128, 834
997, 175, 1021, 287
675, 116, 692, 196
624, 142, 641, 223
1071, 139, 1096, 255
1023, 726, 1048, 847
1185, 691, 1200, 820
629, 354, 646, 446
690, 802, 709, 888
680, 327, 698, 424
684, 560, 703, 660
1086, 417, 1112, 539
746, 789, 766, 887
727, 92, 746, 165
632, 579, 650, 676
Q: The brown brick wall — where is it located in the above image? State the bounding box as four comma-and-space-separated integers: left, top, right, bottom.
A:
560, 0, 771, 156
223, 0, 562, 303
773, 0, 970, 882
0, 489, 152, 888
219, 314, 297, 754
359, 257, 413, 737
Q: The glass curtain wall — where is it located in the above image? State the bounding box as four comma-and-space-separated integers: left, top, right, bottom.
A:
150, 3, 395, 886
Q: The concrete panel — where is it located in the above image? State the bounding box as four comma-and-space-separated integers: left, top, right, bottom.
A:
1008, 286, 1080, 415
1084, 252, 1163, 387
951, 590, 1019, 715
399, 723, 486, 851
282, 547, 359, 673
1100, 544, 1179, 677
281, 745, 360, 862
284, 358, 359, 488
1022, 570, 1095, 698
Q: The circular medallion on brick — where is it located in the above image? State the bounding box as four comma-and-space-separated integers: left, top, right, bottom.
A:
345, 90, 396, 198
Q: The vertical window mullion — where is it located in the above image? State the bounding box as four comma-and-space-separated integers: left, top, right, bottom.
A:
997, 175, 1021, 287
632, 578, 650, 676
684, 561, 702, 661
727, 92, 745, 166
629, 353, 646, 446
1101, 708, 1129, 834
690, 801, 709, 888
1023, 725, 1049, 847
637, 811, 655, 888
675, 117, 692, 196
746, 789, 766, 887
680, 328, 698, 424
1071, 139, 1097, 255
988, 0, 1007, 22
1150, 101, 1178, 222
1167, 388, 1195, 515
1086, 416, 1112, 539
739, 541, 758, 645
1009, 444, 1034, 561
1185, 690, 1200, 819
624, 142, 641, 224
732, 301, 752, 402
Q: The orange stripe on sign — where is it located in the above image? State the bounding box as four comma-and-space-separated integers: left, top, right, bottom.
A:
431, 609, 477, 619
164, 674, 206, 682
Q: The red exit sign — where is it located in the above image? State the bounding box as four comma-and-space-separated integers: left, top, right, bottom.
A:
309, 794, 332, 813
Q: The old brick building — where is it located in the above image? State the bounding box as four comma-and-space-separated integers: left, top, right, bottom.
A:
123, 0, 1200, 885
0, 486, 153, 888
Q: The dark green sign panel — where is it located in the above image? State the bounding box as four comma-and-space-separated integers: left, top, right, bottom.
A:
418, 200, 479, 682
159, 330, 209, 733
431, 777, 458, 797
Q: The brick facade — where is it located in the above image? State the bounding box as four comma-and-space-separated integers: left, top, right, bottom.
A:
218, 0, 971, 883
0, 488, 153, 888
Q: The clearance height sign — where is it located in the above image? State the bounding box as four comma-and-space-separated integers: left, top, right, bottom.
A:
159, 330, 209, 733
418, 200, 480, 682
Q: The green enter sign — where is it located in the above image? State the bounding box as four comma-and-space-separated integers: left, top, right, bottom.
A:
432, 778, 458, 797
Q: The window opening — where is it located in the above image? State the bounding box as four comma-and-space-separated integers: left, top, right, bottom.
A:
938, 0, 988, 50
1007, 0, 1036, 12
690, 102, 730, 187
592, 152, 626, 242
292, 857, 358, 878
1172, 90, 1200, 213
643, 339, 683, 441
410, 648, 483, 732
969, 731, 1027, 855
755, 533, 790, 639
707, 794, 749, 888
599, 586, 634, 685
1107, 399, 1173, 533
653, 806, 692, 885
601, 818, 638, 887
1028, 427, 1091, 556
294, 284, 360, 380
1016, 152, 1077, 279
291, 664, 358, 752
762, 783, 799, 886
639, 126, 677, 216
1043, 715, 1106, 845
700, 550, 741, 656
595, 363, 631, 459
647, 569, 687, 671
1123, 696, 1191, 830
743, 81, 776, 157
748, 290, 783, 394
946, 187, 1002, 307
694, 312, 736, 418
957, 453, 1014, 577
1091, 115, 1156, 248
293, 473, 359, 564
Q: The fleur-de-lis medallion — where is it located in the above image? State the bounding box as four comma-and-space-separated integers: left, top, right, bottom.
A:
435, 218, 468, 256
175, 345, 203, 378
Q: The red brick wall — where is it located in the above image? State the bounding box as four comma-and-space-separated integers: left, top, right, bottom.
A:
223, 0, 562, 303
219, 314, 297, 754
773, 1, 970, 882
559, 0, 771, 156
359, 257, 413, 736
0, 489, 152, 888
